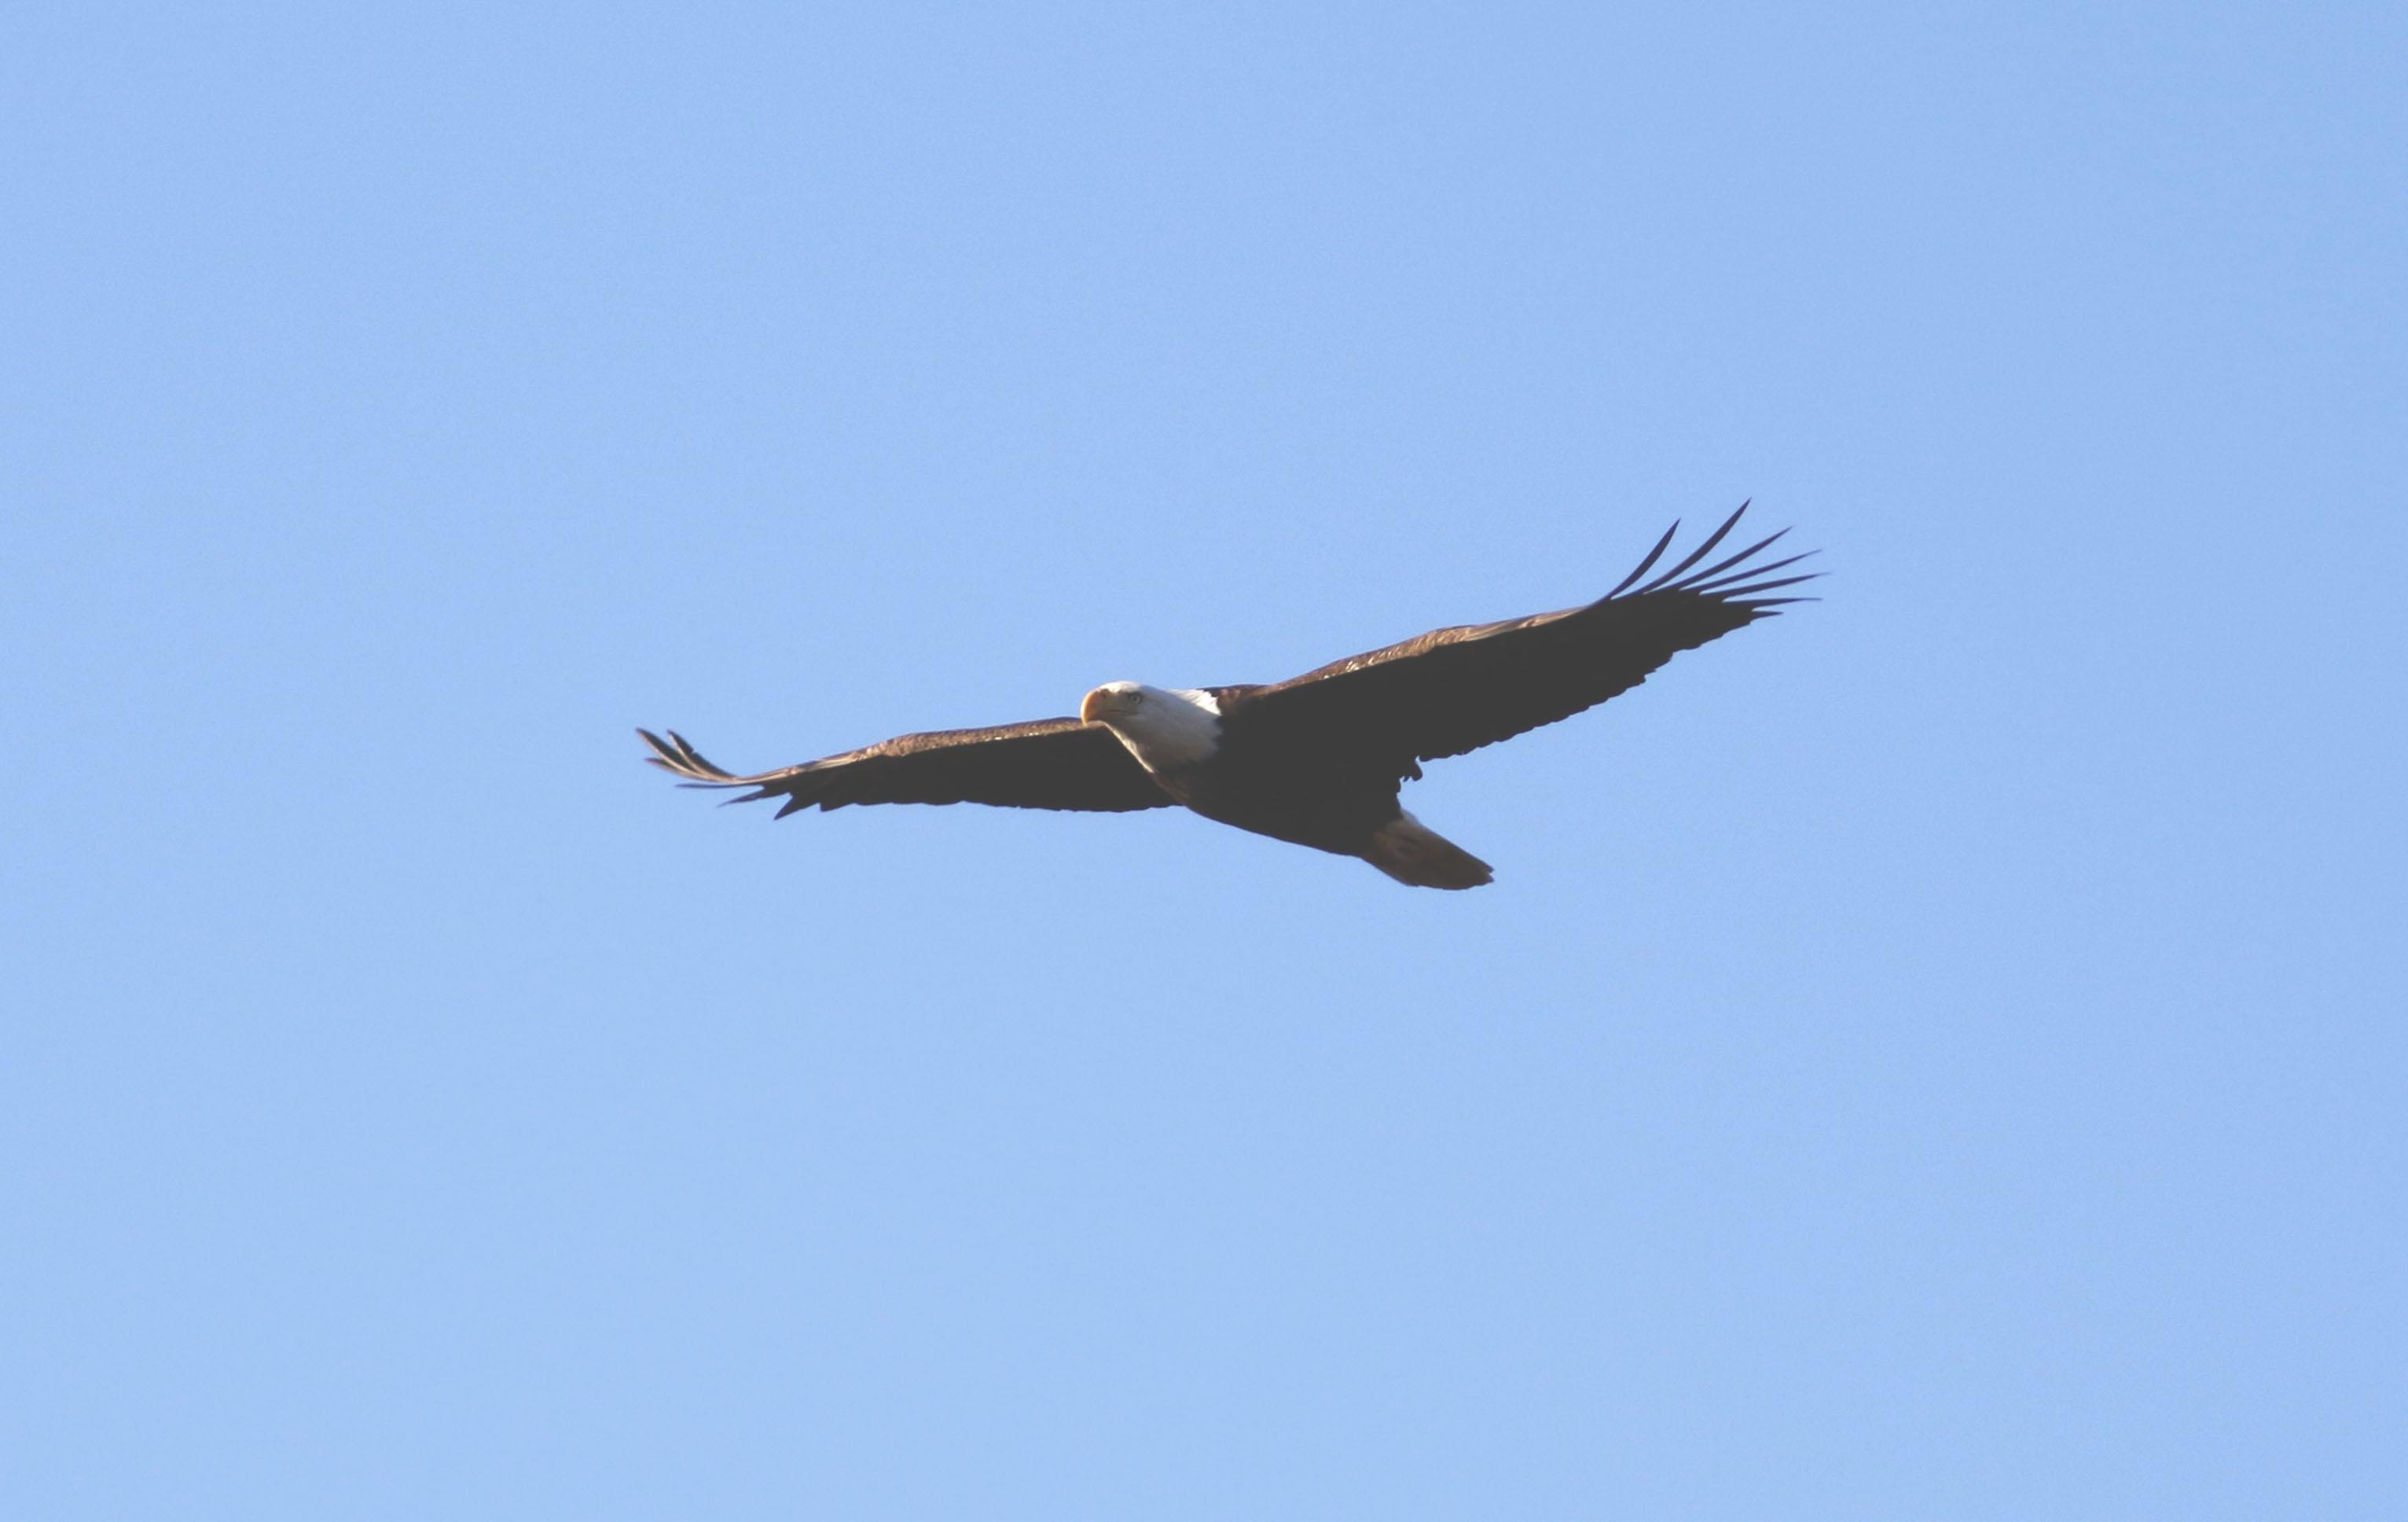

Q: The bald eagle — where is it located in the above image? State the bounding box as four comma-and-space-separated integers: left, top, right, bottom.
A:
641, 504, 1815, 888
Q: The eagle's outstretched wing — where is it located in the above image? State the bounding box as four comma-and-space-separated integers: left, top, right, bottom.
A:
638, 719, 1174, 815
1225, 502, 1815, 774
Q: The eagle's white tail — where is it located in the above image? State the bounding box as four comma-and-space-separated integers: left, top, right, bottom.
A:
1364, 812, 1494, 890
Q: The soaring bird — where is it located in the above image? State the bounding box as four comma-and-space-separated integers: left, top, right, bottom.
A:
641, 504, 1815, 888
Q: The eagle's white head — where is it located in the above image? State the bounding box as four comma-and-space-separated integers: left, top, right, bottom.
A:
1080, 682, 1222, 774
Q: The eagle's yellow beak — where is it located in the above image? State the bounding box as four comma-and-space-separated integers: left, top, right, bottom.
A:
1080, 688, 1110, 723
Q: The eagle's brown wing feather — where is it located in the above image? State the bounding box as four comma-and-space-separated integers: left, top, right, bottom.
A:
638, 718, 1173, 815
1231, 503, 1815, 773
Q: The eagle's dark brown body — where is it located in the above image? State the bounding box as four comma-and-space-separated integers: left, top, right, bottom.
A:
1145, 686, 1411, 854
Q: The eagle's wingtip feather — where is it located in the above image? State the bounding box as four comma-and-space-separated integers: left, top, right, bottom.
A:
1634, 501, 1752, 594
1604, 519, 1684, 598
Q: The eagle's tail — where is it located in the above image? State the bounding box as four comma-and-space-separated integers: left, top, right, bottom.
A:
1364, 812, 1494, 890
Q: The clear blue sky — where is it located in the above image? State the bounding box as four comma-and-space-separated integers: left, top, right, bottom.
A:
6, 3, 2402, 1516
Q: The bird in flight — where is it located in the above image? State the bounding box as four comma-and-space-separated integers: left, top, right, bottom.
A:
641, 503, 1815, 888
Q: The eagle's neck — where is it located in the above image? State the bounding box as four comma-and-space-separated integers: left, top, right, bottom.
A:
1104, 686, 1223, 775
